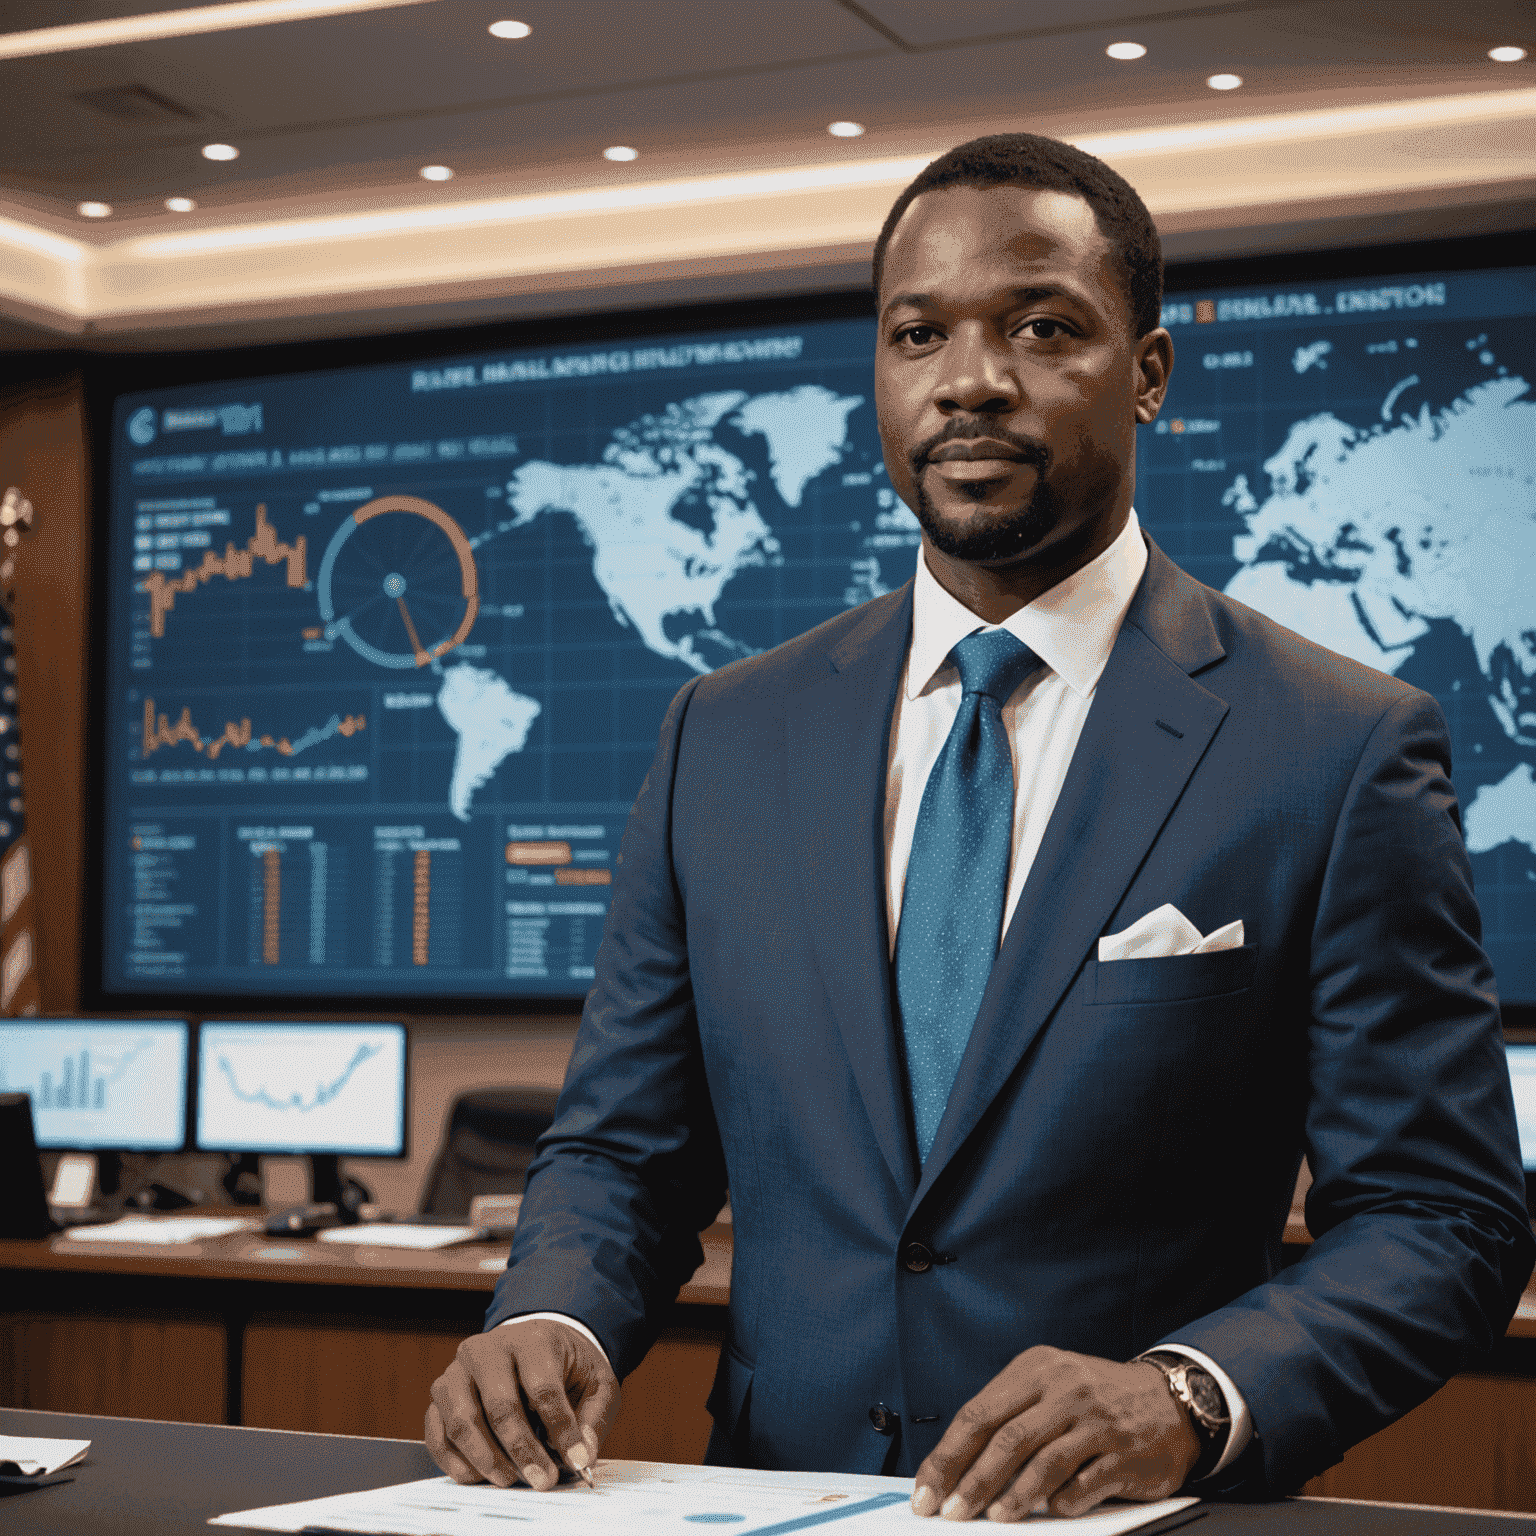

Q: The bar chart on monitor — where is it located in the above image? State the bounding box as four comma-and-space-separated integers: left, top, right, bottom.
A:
0, 1019, 189, 1150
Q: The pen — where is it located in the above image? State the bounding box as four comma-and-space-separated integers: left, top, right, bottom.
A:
523, 1388, 596, 1488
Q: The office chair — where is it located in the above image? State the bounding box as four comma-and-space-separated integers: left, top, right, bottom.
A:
418, 1086, 560, 1218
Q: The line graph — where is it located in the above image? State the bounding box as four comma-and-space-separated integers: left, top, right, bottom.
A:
141, 504, 308, 638
142, 699, 366, 761
196, 1024, 405, 1154
215, 1041, 381, 1113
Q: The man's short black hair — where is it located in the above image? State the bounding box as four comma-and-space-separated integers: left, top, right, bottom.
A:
872, 133, 1164, 338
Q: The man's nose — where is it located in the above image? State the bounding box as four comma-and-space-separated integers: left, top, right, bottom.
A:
934, 328, 1020, 416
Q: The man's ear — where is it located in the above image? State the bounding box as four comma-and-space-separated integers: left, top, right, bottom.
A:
1134, 328, 1174, 424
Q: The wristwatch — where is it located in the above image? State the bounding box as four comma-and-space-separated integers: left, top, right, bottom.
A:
1137, 1351, 1231, 1483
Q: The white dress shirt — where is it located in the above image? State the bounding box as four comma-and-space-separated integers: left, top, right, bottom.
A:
511, 508, 1251, 1475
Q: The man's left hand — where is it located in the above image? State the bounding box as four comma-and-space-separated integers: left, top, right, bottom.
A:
911, 1346, 1201, 1521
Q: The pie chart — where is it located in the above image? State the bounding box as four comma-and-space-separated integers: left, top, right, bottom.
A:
317, 494, 479, 669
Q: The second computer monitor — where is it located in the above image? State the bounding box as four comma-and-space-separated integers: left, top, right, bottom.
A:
195, 1021, 406, 1157
0, 1018, 189, 1151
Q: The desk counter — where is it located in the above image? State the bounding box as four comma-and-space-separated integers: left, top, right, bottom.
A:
4, 1408, 1536, 1536
5, 1218, 1536, 1514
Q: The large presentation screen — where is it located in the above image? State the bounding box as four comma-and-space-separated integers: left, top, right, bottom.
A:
97, 254, 1536, 1005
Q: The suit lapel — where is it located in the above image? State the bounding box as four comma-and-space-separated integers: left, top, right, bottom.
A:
787, 583, 918, 1199
913, 541, 1232, 1203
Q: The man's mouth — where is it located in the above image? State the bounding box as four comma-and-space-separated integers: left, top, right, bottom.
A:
927, 439, 1029, 465
926, 441, 1035, 483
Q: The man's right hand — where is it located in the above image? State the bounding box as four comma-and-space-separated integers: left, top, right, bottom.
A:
425, 1320, 621, 1488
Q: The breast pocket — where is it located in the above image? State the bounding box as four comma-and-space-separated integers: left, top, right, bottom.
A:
1090, 943, 1257, 1006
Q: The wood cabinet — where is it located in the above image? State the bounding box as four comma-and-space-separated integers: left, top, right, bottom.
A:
1, 1304, 225, 1426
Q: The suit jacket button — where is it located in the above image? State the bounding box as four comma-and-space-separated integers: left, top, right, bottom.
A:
902, 1241, 934, 1273
869, 1404, 897, 1435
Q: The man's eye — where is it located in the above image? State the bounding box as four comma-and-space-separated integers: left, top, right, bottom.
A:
1021, 318, 1071, 340
898, 325, 940, 346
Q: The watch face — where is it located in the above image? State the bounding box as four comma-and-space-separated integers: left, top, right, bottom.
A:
1185, 1368, 1228, 1425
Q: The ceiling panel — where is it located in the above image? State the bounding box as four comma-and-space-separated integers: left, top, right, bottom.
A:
848, 0, 1294, 49
0, 0, 890, 159
0, 0, 1528, 216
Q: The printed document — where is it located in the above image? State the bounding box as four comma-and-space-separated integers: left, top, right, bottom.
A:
316, 1223, 479, 1250
0, 1435, 90, 1478
210, 1459, 1199, 1534
58, 1215, 258, 1245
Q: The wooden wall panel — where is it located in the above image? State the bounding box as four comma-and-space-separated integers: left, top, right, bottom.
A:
0, 370, 89, 1012
242, 1312, 717, 1464
243, 1313, 461, 1439
1302, 1374, 1536, 1513
0, 1310, 224, 1424
603, 1327, 717, 1465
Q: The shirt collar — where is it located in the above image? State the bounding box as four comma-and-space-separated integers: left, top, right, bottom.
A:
907, 508, 1148, 701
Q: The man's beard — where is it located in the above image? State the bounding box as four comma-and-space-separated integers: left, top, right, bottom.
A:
912, 475, 1060, 564
907, 423, 1057, 564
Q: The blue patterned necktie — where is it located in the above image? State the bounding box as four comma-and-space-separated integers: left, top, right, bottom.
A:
895, 629, 1041, 1163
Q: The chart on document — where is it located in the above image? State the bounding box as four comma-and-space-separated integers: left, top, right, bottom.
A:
209, 1462, 1198, 1536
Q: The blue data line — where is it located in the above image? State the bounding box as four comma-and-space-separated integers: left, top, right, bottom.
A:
735, 1491, 910, 1535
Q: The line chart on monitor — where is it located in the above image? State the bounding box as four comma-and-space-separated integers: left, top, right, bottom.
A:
214, 1039, 381, 1113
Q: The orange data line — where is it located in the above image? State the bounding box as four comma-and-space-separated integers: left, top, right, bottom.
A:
140, 504, 308, 638
141, 699, 365, 761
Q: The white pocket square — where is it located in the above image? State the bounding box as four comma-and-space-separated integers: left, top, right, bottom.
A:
1098, 903, 1245, 962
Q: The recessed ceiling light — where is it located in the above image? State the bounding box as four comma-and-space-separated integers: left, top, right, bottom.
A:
1207, 73, 1243, 91
165, 197, 196, 213
603, 145, 638, 162
202, 143, 239, 161
420, 165, 453, 181
78, 201, 112, 218
488, 19, 531, 39
1489, 46, 1527, 63
1105, 41, 1147, 60
827, 121, 865, 138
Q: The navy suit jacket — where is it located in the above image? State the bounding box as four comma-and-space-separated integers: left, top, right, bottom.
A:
488, 535, 1535, 1496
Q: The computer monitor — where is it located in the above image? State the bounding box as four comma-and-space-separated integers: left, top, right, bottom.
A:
195, 1020, 407, 1160
0, 1018, 189, 1152
1506, 1041, 1536, 1176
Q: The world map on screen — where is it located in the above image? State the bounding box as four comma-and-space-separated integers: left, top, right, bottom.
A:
439, 385, 866, 816
1222, 375, 1536, 855
105, 321, 899, 994
1143, 268, 1536, 999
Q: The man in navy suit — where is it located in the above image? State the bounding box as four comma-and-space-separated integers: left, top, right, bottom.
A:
426, 134, 1534, 1518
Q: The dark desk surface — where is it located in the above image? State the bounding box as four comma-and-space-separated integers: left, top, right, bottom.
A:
3, 1408, 1536, 1536
2, 1407, 438, 1534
